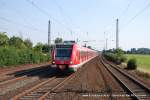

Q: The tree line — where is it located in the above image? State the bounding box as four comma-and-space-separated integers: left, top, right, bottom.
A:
0, 32, 53, 67
126, 48, 150, 54
105, 48, 150, 55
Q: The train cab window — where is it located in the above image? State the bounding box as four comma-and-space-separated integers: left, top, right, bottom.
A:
56, 49, 72, 57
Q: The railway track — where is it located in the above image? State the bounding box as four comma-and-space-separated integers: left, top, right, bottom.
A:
12, 73, 75, 100
0, 64, 50, 83
0, 66, 60, 99
101, 56, 150, 100
0, 66, 49, 88
57, 56, 129, 100
11, 57, 96, 100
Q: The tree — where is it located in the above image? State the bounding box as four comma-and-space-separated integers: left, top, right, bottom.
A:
0, 32, 9, 47
34, 42, 43, 52
54, 37, 63, 44
9, 36, 26, 49
131, 48, 136, 54
42, 44, 51, 53
114, 48, 124, 55
24, 39, 33, 48
137, 48, 150, 54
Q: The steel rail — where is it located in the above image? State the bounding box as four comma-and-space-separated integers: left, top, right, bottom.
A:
101, 55, 150, 100
38, 73, 75, 100
12, 77, 56, 100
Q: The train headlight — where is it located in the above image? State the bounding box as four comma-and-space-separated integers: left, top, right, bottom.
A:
70, 61, 73, 64
52, 61, 55, 64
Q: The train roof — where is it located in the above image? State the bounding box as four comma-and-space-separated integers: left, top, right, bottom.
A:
55, 41, 76, 45
55, 41, 96, 52
55, 43, 74, 48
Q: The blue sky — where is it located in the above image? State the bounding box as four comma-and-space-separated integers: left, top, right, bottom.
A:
0, 0, 150, 50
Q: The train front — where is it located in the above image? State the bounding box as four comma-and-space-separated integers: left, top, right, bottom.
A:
52, 44, 73, 70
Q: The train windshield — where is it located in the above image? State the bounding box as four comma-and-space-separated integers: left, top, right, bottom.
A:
56, 49, 72, 57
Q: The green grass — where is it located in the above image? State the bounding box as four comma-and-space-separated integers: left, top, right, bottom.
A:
125, 54, 150, 73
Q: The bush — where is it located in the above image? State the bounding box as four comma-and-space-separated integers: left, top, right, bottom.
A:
0, 47, 50, 67
18, 49, 32, 64
127, 58, 137, 70
103, 52, 127, 65
0, 33, 51, 67
31, 51, 49, 63
0, 47, 20, 67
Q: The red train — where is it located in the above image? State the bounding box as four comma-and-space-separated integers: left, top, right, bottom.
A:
51, 41, 98, 71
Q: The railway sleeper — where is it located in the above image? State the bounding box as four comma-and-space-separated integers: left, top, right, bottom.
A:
20, 97, 36, 100
21, 96, 41, 99
37, 87, 53, 90
21, 95, 38, 98
27, 93, 42, 96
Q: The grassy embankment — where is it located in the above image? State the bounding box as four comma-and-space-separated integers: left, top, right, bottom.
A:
126, 54, 150, 74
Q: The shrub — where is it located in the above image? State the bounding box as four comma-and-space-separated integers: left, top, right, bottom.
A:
0, 33, 51, 67
127, 58, 137, 70
0, 47, 50, 67
103, 52, 127, 65
18, 49, 32, 64
0, 47, 19, 67
136, 70, 150, 79
31, 51, 50, 64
